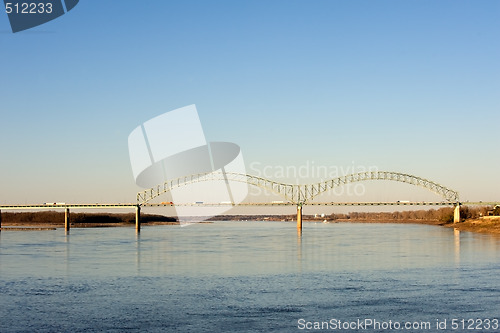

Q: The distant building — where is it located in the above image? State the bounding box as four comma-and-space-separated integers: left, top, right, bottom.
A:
487, 205, 500, 216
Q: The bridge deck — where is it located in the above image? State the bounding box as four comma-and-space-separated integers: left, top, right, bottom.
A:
0, 204, 137, 210
144, 201, 458, 207
0, 202, 495, 211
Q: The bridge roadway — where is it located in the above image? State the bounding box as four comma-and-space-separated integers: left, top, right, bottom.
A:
2, 201, 495, 209
145, 201, 458, 207
1, 201, 497, 232
0, 204, 137, 209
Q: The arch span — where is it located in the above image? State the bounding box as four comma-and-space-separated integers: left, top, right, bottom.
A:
137, 171, 459, 205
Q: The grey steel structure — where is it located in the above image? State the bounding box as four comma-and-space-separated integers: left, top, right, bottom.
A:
137, 171, 460, 205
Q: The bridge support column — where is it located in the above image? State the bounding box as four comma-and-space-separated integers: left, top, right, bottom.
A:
454, 204, 461, 223
297, 205, 302, 231
0, 209, 2, 231
135, 205, 141, 232
64, 208, 70, 231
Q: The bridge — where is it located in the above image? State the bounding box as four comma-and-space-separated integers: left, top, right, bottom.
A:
0, 203, 139, 232
0, 170, 482, 233
137, 170, 460, 204
136, 170, 462, 231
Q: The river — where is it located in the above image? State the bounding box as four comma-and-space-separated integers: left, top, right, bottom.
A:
1, 222, 499, 332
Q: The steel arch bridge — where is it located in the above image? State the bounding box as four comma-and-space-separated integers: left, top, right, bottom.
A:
136, 171, 459, 205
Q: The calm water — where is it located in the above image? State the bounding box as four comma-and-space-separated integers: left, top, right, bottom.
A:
1, 222, 499, 332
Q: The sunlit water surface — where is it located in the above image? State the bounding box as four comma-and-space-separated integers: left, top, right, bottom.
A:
1, 222, 499, 332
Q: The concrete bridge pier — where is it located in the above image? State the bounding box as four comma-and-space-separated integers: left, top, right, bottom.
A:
454, 204, 461, 223
135, 205, 141, 232
297, 205, 302, 231
64, 208, 70, 231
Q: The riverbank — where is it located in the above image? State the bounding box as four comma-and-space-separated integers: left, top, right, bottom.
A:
325, 218, 500, 235
2, 212, 500, 235
443, 217, 500, 235
0, 211, 178, 229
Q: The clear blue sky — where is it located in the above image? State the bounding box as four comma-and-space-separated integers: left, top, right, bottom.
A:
1, 1, 499, 205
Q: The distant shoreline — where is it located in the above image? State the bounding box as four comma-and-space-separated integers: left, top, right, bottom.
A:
1, 211, 499, 235
318, 218, 500, 235
0, 211, 178, 229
